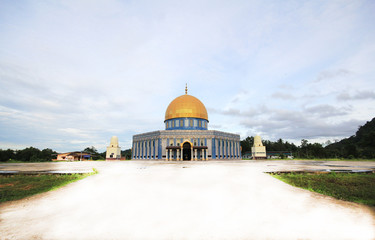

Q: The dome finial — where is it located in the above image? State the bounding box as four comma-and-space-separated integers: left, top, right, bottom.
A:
185, 83, 188, 95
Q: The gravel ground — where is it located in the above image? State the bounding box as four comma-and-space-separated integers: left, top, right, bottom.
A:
0, 160, 374, 240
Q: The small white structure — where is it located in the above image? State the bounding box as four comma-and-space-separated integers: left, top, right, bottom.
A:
251, 135, 267, 159
106, 136, 121, 159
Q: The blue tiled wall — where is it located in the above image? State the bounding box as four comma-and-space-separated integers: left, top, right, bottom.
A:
165, 117, 208, 130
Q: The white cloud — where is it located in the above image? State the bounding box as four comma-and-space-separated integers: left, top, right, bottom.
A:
0, 0, 374, 151
337, 91, 375, 101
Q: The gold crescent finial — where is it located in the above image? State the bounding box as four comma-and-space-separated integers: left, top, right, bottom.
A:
185, 83, 188, 94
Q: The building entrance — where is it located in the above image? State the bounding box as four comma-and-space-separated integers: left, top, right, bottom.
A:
182, 142, 191, 160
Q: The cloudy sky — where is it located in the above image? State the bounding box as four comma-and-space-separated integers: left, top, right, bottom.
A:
1, 0, 374, 152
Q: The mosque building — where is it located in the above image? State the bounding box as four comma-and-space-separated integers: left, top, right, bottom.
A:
132, 86, 241, 161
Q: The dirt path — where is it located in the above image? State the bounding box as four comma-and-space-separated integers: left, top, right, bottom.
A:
1, 161, 374, 239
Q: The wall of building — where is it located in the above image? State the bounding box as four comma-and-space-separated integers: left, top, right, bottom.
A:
106, 147, 121, 159
164, 117, 208, 130
251, 146, 267, 159
132, 130, 241, 160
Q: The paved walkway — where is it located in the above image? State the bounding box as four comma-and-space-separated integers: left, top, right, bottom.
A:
1, 161, 374, 239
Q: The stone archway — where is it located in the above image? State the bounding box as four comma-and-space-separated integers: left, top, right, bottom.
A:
182, 142, 192, 160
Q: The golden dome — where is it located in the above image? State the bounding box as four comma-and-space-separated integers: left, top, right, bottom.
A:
165, 94, 208, 121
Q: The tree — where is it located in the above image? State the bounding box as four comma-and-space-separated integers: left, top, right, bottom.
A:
121, 149, 132, 159
326, 117, 375, 158
301, 139, 308, 148
0, 149, 15, 162
40, 148, 56, 161
15, 147, 41, 162
240, 136, 254, 155
324, 140, 332, 147
83, 146, 102, 160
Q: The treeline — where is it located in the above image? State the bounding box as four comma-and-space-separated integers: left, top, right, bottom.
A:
326, 117, 375, 158
83, 146, 132, 160
0, 146, 133, 162
241, 137, 334, 159
0, 147, 57, 162
241, 117, 375, 159
1, 117, 374, 161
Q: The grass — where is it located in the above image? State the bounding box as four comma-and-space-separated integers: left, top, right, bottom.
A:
271, 172, 375, 206
242, 158, 375, 161
2, 159, 30, 163
292, 158, 375, 161
0, 168, 98, 203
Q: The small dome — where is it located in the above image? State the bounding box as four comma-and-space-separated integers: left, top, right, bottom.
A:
165, 94, 208, 121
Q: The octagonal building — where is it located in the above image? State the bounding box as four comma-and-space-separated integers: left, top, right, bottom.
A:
132, 86, 241, 160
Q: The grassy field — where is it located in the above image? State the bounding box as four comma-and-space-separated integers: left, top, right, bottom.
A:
0, 169, 97, 203
272, 172, 375, 206
291, 158, 375, 161
242, 158, 375, 161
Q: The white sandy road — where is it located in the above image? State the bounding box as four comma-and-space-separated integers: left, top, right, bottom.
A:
0, 161, 374, 240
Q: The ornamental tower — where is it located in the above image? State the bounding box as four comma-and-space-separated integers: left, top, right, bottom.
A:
251, 135, 267, 159
106, 136, 121, 159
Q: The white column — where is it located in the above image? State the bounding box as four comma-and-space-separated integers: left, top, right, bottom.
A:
226, 140, 228, 159
218, 140, 220, 159
149, 140, 151, 159
194, 149, 197, 161
133, 142, 136, 159
222, 140, 224, 159
166, 149, 169, 161
153, 139, 156, 159
225, 140, 229, 158
139, 141, 142, 159
177, 149, 180, 161
147, 141, 149, 159
230, 141, 233, 159
151, 140, 154, 159
236, 142, 238, 159
144, 141, 146, 159
141, 141, 144, 159
223, 140, 225, 159
191, 148, 193, 161
237, 142, 241, 159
